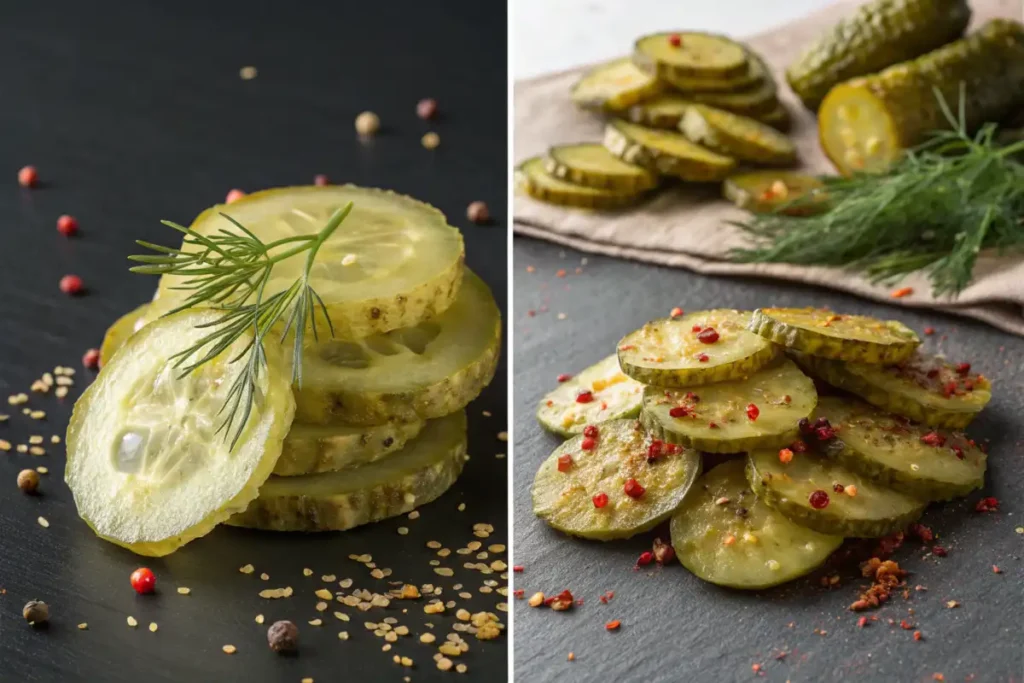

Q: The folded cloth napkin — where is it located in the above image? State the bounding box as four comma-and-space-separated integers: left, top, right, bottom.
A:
513, 0, 1024, 336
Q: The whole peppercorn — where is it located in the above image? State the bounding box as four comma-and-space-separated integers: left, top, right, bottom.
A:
82, 348, 100, 370
466, 200, 490, 224
59, 274, 84, 295
17, 469, 40, 494
18, 165, 39, 188
416, 98, 438, 120
130, 567, 157, 594
355, 111, 380, 136
267, 620, 299, 653
23, 600, 49, 626
57, 214, 79, 237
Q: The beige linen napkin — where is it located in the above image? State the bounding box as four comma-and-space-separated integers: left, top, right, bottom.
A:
514, 0, 1024, 336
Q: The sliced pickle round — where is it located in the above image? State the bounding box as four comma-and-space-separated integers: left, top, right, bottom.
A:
228, 412, 466, 532
536, 355, 644, 437
275, 420, 425, 476
641, 358, 817, 453
292, 269, 500, 425
545, 143, 659, 193
794, 352, 991, 430
723, 171, 826, 216
633, 33, 748, 80
747, 448, 926, 538
748, 308, 920, 364
532, 419, 701, 540
516, 156, 644, 210
66, 310, 296, 556
812, 396, 986, 501
153, 185, 465, 340
624, 94, 694, 129
604, 120, 736, 181
680, 105, 797, 166
570, 57, 664, 112
617, 310, 780, 387
670, 460, 842, 589
99, 303, 153, 368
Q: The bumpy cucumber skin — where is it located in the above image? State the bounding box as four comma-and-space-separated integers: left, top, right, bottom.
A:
749, 308, 920, 364
570, 57, 665, 112
603, 121, 736, 182
274, 421, 424, 476
786, 0, 972, 110
516, 157, 643, 210
545, 145, 659, 193
633, 33, 749, 81
535, 355, 644, 437
680, 106, 797, 166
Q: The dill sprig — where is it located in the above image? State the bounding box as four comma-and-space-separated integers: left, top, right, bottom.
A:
730, 91, 1024, 298
128, 203, 353, 448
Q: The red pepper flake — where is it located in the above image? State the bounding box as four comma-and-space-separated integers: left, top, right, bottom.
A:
923, 326, 935, 335
913, 630, 923, 641
669, 307, 684, 318
751, 663, 762, 673
557, 373, 572, 383
832, 483, 845, 494
57, 214, 79, 237
605, 620, 621, 631
685, 392, 699, 402
815, 426, 836, 441
635, 551, 653, 568
808, 490, 830, 509
746, 403, 760, 421
890, 286, 914, 298
664, 443, 681, 455
696, 353, 709, 363
618, 345, 636, 352
909, 523, 934, 543
82, 348, 100, 370
548, 589, 574, 611
955, 362, 971, 375
513, 589, 525, 598
592, 492, 608, 508
697, 327, 720, 344
623, 478, 645, 499
668, 34, 682, 47
974, 496, 999, 513
646, 440, 665, 461
951, 445, 964, 460
556, 269, 567, 278
17, 165, 39, 188
313, 174, 329, 186
557, 454, 574, 472
668, 405, 691, 418
857, 616, 868, 628
576, 391, 594, 404
899, 619, 913, 630
993, 565, 1002, 574
59, 274, 84, 295
583, 425, 599, 438
225, 188, 246, 204
512, 565, 524, 573
708, 421, 718, 429
652, 537, 675, 564
850, 558, 906, 611
919, 432, 946, 447
931, 546, 947, 557
932, 675, 945, 682
778, 448, 793, 464
691, 325, 702, 333
790, 440, 807, 453
581, 437, 596, 451
941, 381, 958, 398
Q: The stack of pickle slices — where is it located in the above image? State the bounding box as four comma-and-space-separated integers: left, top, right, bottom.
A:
67, 186, 501, 557
533, 308, 991, 589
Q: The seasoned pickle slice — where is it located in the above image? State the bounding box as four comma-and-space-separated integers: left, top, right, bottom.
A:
659, 68, 759, 93
99, 303, 152, 367
617, 310, 779, 387
516, 156, 644, 210
570, 57, 664, 112
624, 94, 693, 129
228, 413, 466, 532
293, 269, 500, 425
641, 359, 817, 453
66, 310, 296, 556
683, 55, 778, 111
812, 397, 986, 501
536, 355, 644, 437
604, 120, 736, 181
634, 33, 748, 80
680, 105, 797, 166
670, 460, 842, 589
748, 308, 920, 364
747, 448, 926, 538
275, 420, 424, 476
545, 144, 659, 193
153, 186, 465, 339
723, 171, 826, 216
531, 419, 701, 540
793, 352, 990, 429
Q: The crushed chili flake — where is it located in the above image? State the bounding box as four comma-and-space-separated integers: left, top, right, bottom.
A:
932, 675, 944, 682
635, 551, 654, 568
850, 558, 907, 611
669, 307, 683, 318
919, 432, 946, 447
697, 353, 709, 363
668, 34, 682, 47
909, 523, 934, 543
512, 565, 524, 573
974, 496, 999, 513
954, 362, 971, 375
951, 445, 964, 460
992, 565, 1002, 574
605, 620, 621, 631
708, 422, 718, 429
931, 546, 947, 557
833, 483, 845, 493
557, 454, 574, 472
581, 437, 596, 451
913, 630, 922, 641
691, 325, 702, 333
623, 479, 645, 499
652, 538, 675, 564
696, 328, 719, 344
583, 425, 599, 439
576, 391, 594, 404
890, 286, 914, 298
556, 373, 572, 383
790, 440, 807, 453
924, 326, 935, 335
513, 589, 525, 598
592, 492, 608, 508
746, 403, 760, 421
668, 405, 691, 418
899, 619, 914, 630
778, 448, 794, 464
548, 590, 574, 611
556, 269, 566, 278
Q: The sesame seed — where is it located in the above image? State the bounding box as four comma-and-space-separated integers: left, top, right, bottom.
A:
177, 587, 191, 595
127, 616, 138, 627
222, 645, 236, 655
78, 623, 88, 630
239, 66, 258, 80
255, 614, 264, 624
37, 516, 49, 528
149, 622, 158, 632
239, 564, 255, 574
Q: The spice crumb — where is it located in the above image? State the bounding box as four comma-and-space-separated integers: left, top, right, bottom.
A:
177, 587, 191, 595
127, 616, 138, 627
239, 66, 258, 80
149, 622, 158, 633
421, 132, 440, 149
222, 645, 237, 655
239, 564, 255, 574
37, 516, 49, 528
78, 623, 88, 630
255, 614, 265, 624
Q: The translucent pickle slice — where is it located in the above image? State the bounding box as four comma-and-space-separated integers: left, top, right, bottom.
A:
536, 355, 644, 437
153, 186, 466, 339
66, 310, 296, 556
670, 460, 842, 589
516, 156, 644, 210
532, 419, 701, 540
545, 144, 659, 193
633, 33, 749, 80
723, 171, 826, 216
275, 420, 425, 476
603, 120, 736, 182
99, 302, 152, 367
748, 308, 920, 364
617, 310, 780, 387
680, 105, 797, 166
570, 57, 664, 111
229, 413, 467, 532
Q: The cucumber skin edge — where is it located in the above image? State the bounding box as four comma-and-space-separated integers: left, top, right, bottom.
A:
748, 309, 919, 364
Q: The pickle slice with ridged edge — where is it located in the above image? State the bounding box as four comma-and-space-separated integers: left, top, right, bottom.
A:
723, 171, 826, 216
660, 67, 760, 94
617, 310, 780, 387
516, 156, 644, 210
680, 105, 797, 166
536, 355, 644, 437
624, 94, 693, 129
275, 420, 424, 476
793, 352, 990, 429
604, 120, 736, 181
749, 308, 920, 364
99, 303, 153, 368
812, 396, 986, 501
293, 269, 500, 425
670, 460, 843, 589
545, 144, 659, 193
571, 57, 664, 112
228, 412, 466, 532
641, 358, 817, 453
66, 309, 296, 556
532, 419, 701, 540
634, 33, 748, 80
747, 448, 926, 538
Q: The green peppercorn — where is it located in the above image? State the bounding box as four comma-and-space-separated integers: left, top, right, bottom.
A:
23, 600, 49, 626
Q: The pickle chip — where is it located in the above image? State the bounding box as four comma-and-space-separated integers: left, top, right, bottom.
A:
570, 57, 664, 112
617, 310, 780, 388
659, 67, 760, 93
670, 460, 843, 589
229, 413, 466, 532
624, 94, 694, 129
532, 419, 701, 540
680, 105, 797, 166
723, 171, 826, 216
66, 310, 296, 556
812, 397, 986, 501
794, 351, 991, 430
748, 308, 920, 364
536, 355, 644, 437
634, 32, 749, 80
641, 358, 817, 453
545, 143, 659, 193
275, 420, 425, 476
99, 303, 153, 368
516, 156, 644, 210
604, 120, 736, 181
747, 448, 926, 538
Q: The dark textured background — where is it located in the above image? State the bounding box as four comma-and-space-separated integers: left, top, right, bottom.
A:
512, 237, 1023, 683
0, 2, 507, 681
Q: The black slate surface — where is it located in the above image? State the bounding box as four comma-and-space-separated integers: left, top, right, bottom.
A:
512, 236, 1023, 683
0, 2, 507, 681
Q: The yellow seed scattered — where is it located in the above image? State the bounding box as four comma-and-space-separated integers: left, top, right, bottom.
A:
457, 663, 468, 673
50, 435, 61, 444
338, 631, 349, 640
439, 643, 461, 657
397, 527, 409, 535
528, 592, 545, 608
149, 622, 158, 633
315, 588, 334, 600
28, 436, 43, 445
408, 511, 420, 520
355, 111, 380, 136
239, 65, 258, 80
177, 587, 191, 595
16, 444, 28, 453
239, 564, 255, 574
259, 572, 270, 581
222, 645, 236, 655
420, 633, 437, 644
29, 447, 45, 456
0, 440, 10, 451
421, 132, 440, 149
29, 410, 45, 420
308, 619, 322, 627
424, 602, 445, 615
255, 614, 265, 624
433, 568, 454, 577
77, 623, 88, 630
127, 616, 138, 627
437, 657, 454, 671
316, 601, 329, 612
55, 387, 69, 399
37, 516, 49, 528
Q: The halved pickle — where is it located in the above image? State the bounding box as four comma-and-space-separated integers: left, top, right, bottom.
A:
617, 310, 779, 387
545, 144, 659, 193
747, 448, 926, 538
516, 156, 644, 210
723, 171, 826, 216
633, 33, 748, 80
794, 352, 990, 429
624, 94, 693, 129
748, 308, 920, 364
66, 310, 296, 556
536, 355, 644, 437
152, 186, 465, 340
812, 396, 986, 501
680, 105, 797, 166
228, 413, 466, 532
641, 358, 817, 453
531, 419, 701, 540
292, 269, 500, 425
570, 57, 664, 112
99, 303, 153, 367
670, 460, 842, 589
275, 420, 424, 476
604, 120, 736, 181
